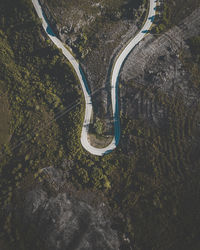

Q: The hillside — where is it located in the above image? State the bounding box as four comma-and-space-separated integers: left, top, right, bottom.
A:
0, 0, 200, 250
40, 0, 148, 144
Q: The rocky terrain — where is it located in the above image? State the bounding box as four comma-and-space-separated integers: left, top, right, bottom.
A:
120, 7, 200, 126
12, 167, 121, 250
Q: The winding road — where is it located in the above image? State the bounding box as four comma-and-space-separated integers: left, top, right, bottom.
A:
32, 0, 157, 156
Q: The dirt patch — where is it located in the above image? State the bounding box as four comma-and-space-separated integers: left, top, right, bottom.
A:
88, 133, 113, 148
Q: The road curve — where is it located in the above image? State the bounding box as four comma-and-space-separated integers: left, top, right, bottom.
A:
32, 0, 157, 156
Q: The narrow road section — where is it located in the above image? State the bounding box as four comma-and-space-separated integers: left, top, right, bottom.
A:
32, 0, 157, 156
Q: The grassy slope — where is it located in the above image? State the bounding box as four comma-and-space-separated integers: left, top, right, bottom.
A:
0, 1, 84, 247
156, 0, 200, 32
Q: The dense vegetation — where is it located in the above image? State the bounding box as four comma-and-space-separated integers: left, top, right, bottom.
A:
0, 0, 200, 250
0, 0, 84, 247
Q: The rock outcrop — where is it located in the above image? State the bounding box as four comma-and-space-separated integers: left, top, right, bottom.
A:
15, 167, 120, 250
23, 190, 119, 250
